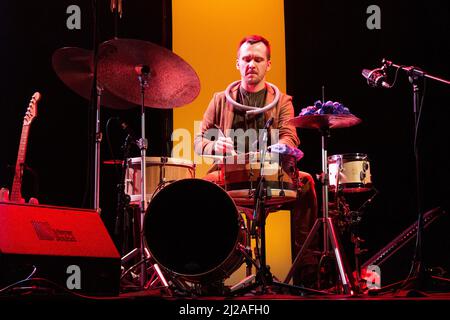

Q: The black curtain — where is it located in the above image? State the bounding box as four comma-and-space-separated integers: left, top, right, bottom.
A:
285, 0, 450, 275
0, 0, 172, 234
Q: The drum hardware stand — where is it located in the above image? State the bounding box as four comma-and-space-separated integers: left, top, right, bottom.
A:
284, 127, 358, 295
231, 179, 327, 296
380, 60, 450, 294
117, 65, 172, 293
119, 250, 172, 295
86, 0, 102, 212
329, 155, 378, 291
231, 132, 328, 297
236, 207, 255, 277
93, 86, 103, 212
343, 189, 378, 290
114, 134, 134, 255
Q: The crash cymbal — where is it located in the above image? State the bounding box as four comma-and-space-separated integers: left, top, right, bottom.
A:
97, 38, 200, 108
288, 114, 362, 129
52, 47, 137, 109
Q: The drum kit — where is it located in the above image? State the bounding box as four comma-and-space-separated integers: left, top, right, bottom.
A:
52, 36, 376, 295
53, 37, 201, 291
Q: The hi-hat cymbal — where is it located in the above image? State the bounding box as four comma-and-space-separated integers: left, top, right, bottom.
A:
288, 114, 362, 129
98, 38, 201, 108
52, 47, 137, 109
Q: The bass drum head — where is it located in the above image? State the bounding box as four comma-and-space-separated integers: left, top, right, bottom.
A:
144, 178, 242, 283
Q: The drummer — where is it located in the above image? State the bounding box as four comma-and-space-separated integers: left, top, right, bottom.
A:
194, 35, 318, 287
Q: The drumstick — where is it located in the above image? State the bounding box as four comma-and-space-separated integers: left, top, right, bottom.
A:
214, 124, 225, 138
214, 125, 237, 156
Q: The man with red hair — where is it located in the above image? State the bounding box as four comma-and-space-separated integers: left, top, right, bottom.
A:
195, 35, 318, 288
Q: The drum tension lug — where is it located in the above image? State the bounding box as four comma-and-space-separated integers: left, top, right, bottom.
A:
266, 186, 272, 199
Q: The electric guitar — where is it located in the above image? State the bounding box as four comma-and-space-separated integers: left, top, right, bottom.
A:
8, 92, 41, 203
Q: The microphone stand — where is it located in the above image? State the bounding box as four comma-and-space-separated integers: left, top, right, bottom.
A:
251, 130, 271, 289
382, 59, 450, 293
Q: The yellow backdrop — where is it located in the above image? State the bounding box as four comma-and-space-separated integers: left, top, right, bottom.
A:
172, 0, 292, 285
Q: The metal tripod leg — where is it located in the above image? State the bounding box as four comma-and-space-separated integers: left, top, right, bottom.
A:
325, 217, 355, 294
284, 219, 322, 284
119, 205, 172, 293
120, 245, 171, 293
284, 216, 357, 294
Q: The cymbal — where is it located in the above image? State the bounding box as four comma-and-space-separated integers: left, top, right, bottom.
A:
97, 38, 201, 108
52, 47, 137, 109
288, 114, 362, 129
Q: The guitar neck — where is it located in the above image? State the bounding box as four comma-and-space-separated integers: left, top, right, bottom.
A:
10, 125, 30, 202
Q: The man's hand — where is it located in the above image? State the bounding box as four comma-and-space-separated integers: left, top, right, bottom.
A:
214, 137, 237, 156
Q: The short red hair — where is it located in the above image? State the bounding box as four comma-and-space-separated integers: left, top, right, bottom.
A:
237, 35, 271, 60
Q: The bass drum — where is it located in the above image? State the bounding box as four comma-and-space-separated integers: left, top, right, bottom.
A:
144, 178, 246, 283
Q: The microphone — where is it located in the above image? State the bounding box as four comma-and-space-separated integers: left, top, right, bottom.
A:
252, 117, 274, 149
261, 117, 274, 146
362, 68, 391, 89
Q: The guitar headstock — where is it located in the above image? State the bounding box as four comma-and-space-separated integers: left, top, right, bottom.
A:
23, 92, 41, 126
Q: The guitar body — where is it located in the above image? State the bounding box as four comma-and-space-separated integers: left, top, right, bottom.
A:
8, 92, 41, 204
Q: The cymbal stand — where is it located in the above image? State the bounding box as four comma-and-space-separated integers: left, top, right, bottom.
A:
119, 66, 168, 291
89, 0, 101, 212
93, 86, 102, 212
233, 133, 327, 297
285, 127, 357, 294
136, 67, 150, 289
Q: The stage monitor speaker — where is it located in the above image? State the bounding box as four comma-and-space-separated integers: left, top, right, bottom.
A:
361, 207, 450, 287
0, 202, 121, 296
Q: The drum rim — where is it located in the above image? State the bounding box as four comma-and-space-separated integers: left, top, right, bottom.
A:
217, 151, 295, 165
328, 153, 369, 162
330, 182, 373, 192
143, 178, 244, 282
127, 156, 195, 167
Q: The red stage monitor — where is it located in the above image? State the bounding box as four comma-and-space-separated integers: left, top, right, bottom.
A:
0, 202, 121, 297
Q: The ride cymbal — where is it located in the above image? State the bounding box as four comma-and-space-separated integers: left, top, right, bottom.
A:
97, 38, 200, 108
52, 47, 136, 109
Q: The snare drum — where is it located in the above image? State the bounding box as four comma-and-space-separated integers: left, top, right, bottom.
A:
215, 152, 298, 206
125, 157, 195, 203
328, 153, 372, 193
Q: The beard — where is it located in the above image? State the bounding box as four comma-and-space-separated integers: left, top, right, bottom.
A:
244, 73, 263, 85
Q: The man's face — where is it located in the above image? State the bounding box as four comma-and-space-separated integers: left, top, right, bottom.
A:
236, 42, 271, 87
